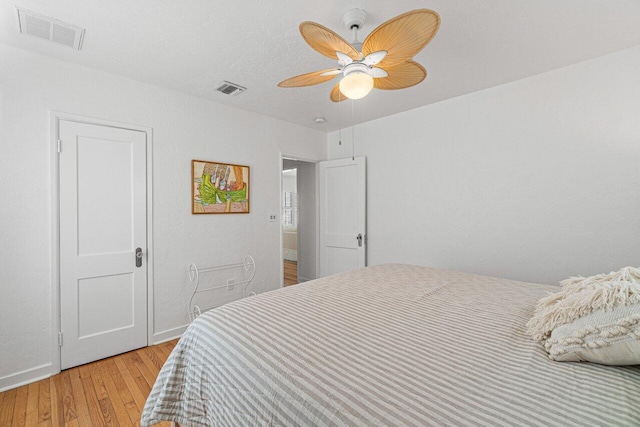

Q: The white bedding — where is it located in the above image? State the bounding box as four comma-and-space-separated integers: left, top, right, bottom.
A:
142, 264, 640, 426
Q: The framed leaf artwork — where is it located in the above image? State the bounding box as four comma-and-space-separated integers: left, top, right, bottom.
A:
192, 160, 250, 214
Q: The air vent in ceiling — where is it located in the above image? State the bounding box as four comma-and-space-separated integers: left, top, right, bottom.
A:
214, 81, 247, 97
16, 8, 85, 50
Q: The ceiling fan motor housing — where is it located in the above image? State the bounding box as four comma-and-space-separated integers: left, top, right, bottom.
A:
342, 62, 369, 77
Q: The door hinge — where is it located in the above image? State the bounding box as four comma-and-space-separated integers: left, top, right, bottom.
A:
57, 139, 61, 153
58, 332, 63, 346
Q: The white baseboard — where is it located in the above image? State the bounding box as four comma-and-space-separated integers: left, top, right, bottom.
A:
151, 324, 188, 345
0, 363, 53, 392
297, 276, 311, 283
0, 325, 188, 392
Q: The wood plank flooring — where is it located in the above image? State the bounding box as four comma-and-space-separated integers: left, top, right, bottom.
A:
0, 339, 178, 426
284, 260, 298, 286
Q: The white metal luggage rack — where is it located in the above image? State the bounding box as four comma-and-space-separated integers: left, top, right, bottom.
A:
188, 255, 256, 322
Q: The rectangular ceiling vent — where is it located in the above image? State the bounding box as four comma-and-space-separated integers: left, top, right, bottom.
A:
214, 81, 247, 97
16, 8, 85, 50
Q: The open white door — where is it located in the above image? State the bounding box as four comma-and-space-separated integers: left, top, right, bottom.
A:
319, 156, 366, 277
59, 120, 147, 369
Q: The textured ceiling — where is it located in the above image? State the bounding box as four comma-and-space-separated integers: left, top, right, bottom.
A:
1, 0, 639, 132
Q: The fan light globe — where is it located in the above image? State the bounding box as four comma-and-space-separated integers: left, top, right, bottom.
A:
339, 72, 374, 99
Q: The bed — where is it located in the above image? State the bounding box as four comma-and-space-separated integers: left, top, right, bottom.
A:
141, 264, 640, 426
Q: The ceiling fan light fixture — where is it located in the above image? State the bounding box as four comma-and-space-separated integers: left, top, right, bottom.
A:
339, 72, 373, 100
278, 9, 441, 102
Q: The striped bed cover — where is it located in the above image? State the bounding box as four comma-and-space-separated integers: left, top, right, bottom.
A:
141, 264, 640, 426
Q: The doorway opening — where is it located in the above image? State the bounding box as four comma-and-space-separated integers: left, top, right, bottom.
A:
281, 157, 318, 287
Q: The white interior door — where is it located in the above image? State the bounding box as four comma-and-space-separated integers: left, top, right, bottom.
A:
319, 156, 366, 277
59, 120, 147, 370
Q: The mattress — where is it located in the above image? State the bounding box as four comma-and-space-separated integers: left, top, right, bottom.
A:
141, 264, 640, 426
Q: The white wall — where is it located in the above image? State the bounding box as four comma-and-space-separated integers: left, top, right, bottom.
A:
282, 170, 297, 193
0, 43, 325, 389
328, 46, 640, 286
296, 161, 317, 281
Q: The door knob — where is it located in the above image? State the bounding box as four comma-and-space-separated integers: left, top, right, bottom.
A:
135, 247, 143, 267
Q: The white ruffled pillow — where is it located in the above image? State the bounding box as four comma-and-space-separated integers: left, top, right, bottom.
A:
545, 304, 640, 364
526, 266, 640, 365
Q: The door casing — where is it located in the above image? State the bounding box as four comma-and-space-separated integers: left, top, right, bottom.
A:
50, 111, 154, 376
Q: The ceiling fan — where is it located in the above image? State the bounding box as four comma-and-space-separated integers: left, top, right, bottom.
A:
278, 8, 440, 102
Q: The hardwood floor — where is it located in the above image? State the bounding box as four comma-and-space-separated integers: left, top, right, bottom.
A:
0, 339, 178, 426
284, 260, 298, 286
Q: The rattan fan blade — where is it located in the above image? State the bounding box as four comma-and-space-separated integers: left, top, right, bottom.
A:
362, 9, 440, 68
300, 22, 361, 61
374, 61, 426, 90
278, 69, 341, 88
329, 83, 348, 102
